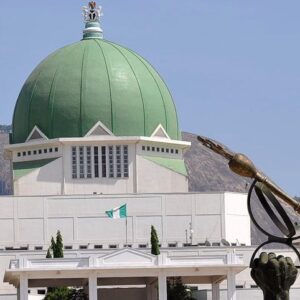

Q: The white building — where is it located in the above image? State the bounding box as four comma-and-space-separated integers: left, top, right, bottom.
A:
1, 2, 298, 300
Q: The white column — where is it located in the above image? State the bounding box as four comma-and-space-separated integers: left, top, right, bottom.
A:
89, 273, 98, 300
158, 273, 167, 300
212, 283, 220, 300
227, 271, 236, 300
19, 273, 28, 300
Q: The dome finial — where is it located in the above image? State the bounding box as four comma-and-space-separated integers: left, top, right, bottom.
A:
82, 2, 103, 39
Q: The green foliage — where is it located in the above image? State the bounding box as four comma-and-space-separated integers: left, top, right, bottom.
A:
46, 247, 52, 258
50, 230, 64, 258
43, 287, 87, 300
167, 277, 195, 300
150, 225, 160, 255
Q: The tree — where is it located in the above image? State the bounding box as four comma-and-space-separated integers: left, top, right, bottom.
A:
150, 225, 160, 255
51, 230, 64, 258
167, 277, 195, 300
46, 247, 52, 258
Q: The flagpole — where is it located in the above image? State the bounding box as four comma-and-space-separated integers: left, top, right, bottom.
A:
125, 216, 128, 247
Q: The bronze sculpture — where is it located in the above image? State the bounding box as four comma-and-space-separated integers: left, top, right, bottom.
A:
197, 136, 299, 299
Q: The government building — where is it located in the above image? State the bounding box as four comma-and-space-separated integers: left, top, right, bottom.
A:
0, 2, 299, 300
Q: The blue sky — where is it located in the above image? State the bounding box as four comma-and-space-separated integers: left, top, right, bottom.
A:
1, 1, 300, 196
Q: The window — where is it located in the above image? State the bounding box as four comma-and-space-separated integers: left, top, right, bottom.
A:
94, 147, 99, 178
168, 243, 176, 248
38, 149, 42, 154
72, 147, 77, 179
34, 246, 43, 250
123, 146, 128, 178
109, 244, 117, 249
171, 149, 174, 154
138, 244, 147, 248
64, 245, 73, 250
142, 146, 145, 150
108, 146, 114, 178
55, 147, 58, 152
156, 147, 160, 152
86, 146, 92, 178
44, 149, 47, 153
161, 148, 164, 153
101, 146, 107, 177
166, 148, 169, 153
27, 151, 31, 155
116, 146, 122, 178
175, 149, 179, 154
17, 152, 21, 157
71, 145, 129, 179
49, 148, 53, 153
94, 245, 103, 249
23, 151, 26, 156
152, 147, 155, 151
79, 146, 84, 178
79, 245, 87, 249
33, 150, 37, 155
147, 146, 150, 151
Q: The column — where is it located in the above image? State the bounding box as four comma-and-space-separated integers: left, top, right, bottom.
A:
212, 283, 220, 300
19, 273, 28, 300
227, 271, 236, 300
158, 273, 167, 300
89, 273, 98, 300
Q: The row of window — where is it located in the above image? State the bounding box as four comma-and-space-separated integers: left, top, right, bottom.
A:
72, 145, 129, 179
17, 147, 59, 157
141, 145, 179, 154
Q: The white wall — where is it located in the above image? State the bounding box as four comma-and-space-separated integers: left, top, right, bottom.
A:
14, 158, 63, 196
223, 193, 251, 245
136, 156, 188, 193
0, 192, 250, 248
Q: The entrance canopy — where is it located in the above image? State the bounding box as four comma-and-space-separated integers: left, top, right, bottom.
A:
4, 248, 247, 300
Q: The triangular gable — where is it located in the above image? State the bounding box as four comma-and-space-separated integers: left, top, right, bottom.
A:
98, 249, 156, 266
26, 126, 48, 142
85, 121, 114, 137
151, 124, 170, 139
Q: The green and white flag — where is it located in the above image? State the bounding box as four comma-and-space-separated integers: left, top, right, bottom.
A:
106, 204, 127, 219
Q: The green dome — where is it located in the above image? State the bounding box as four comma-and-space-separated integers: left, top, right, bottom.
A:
12, 39, 180, 144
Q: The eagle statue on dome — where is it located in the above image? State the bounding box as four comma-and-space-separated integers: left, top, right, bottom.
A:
83, 1, 103, 23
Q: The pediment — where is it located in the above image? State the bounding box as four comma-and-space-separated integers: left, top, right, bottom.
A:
98, 249, 156, 266
26, 126, 48, 142
151, 124, 170, 139
85, 121, 114, 137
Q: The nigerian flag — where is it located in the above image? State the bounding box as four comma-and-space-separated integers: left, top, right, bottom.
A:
106, 204, 127, 219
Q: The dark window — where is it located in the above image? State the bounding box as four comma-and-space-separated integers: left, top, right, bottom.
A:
49, 148, 53, 153
161, 148, 164, 153
94, 147, 99, 178
86, 146, 92, 178
166, 148, 169, 153
168, 243, 176, 247
147, 146, 150, 151
72, 147, 77, 179
37, 290, 46, 295
23, 152, 26, 156
123, 146, 129, 178
44, 149, 47, 153
64, 245, 73, 250
156, 148, 160, 152
79, 245, 87, 249
171, 149, 174, 154
33, 150, 37, 155
101, 146, 107, 178
175, 149, 179, 154
17, 152, 21, 157
34, 246, 43, 250
142, 146, 145, 150
138, 244, 147, 248
27, 151, 31, 155
38, 149, 42, 154
116, 146, 122, 178
152, 147, 155, 151
94, 245, 103, 249
109, 245, 117, 249
55, 147, 58, 152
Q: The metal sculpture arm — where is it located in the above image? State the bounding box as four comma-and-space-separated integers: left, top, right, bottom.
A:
197, 136, 300, 214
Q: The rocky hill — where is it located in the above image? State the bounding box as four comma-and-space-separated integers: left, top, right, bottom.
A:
0, 127, 297, 244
